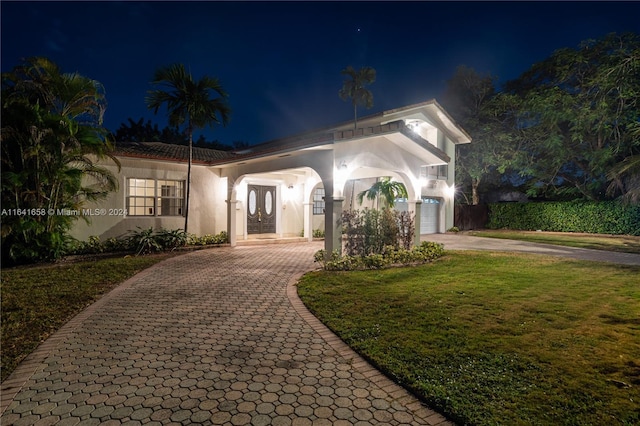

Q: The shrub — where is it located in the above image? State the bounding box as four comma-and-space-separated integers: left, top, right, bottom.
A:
342, 208, 415, 256
312, 228, 325, 238
314, 241, 445, 271
127, 227, 162, 255
156, 229, 189, 250
67, 228, 229, 257
189, 230, 228, 245
487, 201, 640, 235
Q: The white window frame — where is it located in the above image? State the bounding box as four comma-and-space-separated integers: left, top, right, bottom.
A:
126, 178, 185, 217
313, 187, 325, 215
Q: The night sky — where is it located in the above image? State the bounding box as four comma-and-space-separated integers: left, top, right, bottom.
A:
2, 1, 639, 146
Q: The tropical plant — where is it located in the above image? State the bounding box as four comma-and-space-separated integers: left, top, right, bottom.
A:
338, 65, 376, 130
356, 177, 408, 208
126, 227, 162, 255
146, 63, 231, 233
1, 57, 119, 264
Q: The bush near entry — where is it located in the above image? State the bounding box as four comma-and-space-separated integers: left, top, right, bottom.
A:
487, 201, 640, 235
314, 208, 444, 270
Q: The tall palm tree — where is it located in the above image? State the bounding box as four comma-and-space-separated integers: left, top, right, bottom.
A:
146, 64, 231, 233
338, 65, 376, 131
357, 177, 408, 209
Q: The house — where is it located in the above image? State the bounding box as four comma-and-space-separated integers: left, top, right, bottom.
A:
71, 99, 471, 255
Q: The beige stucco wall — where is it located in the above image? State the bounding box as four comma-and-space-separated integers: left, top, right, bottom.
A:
70, 158, 221, 241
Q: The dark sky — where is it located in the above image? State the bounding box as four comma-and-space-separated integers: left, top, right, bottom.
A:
2, 1, 639, 146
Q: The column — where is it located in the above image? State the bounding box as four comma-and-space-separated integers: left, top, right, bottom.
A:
409, 199, 422, 247
303, 202, 313, 242
324, 196, 344, 256
226, 199, 237, 247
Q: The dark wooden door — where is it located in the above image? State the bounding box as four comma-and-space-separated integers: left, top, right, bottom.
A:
247, 185, 276, 234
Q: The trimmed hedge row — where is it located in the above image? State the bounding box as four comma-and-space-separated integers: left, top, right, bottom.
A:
487, 201, 640, 236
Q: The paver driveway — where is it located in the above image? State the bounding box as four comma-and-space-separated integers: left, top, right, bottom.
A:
1, 243, 450, 426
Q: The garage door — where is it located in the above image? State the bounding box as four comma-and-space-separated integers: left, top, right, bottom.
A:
420, 198, 440, 234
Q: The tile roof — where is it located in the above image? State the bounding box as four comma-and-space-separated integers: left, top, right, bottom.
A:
114, 142, 237, 164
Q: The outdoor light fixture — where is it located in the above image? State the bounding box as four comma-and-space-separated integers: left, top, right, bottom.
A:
445, 184, 456, 198
407, 120, 421, 134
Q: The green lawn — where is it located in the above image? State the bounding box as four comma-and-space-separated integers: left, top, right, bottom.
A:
1, 254, 174, 382
297, 252, 640, 425
470, 230, 640, 254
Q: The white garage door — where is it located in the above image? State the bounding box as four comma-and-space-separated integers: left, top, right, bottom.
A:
420, 198, 440, 234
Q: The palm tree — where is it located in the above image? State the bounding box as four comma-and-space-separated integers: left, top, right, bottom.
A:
146, 64, 231, 233
357, 177, 408, 209
338, 65, 376, 131
2, 57, 119, 263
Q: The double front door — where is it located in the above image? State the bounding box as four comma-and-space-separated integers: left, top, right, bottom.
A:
247, 185, 276, 234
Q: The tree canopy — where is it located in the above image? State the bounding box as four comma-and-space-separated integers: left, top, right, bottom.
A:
339, 65, 376, 130
445, 33, 640, 204
113, 117, 239, 150
507, 32, 640, 201
357, 177, 408, 208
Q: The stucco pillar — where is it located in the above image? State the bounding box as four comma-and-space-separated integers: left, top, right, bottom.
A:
226, 199, 237, 247
324, 196, 344, 256
410, 199, 422, 246
303, 202, 313, 242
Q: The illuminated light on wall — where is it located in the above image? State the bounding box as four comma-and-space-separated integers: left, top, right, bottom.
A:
334, 161, 350, 196
406, 119, 422, 135
282, 182, 295, 204
445, 184, 456, 198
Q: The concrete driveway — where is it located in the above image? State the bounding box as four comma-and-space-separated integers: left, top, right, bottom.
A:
425, 233, 640, 266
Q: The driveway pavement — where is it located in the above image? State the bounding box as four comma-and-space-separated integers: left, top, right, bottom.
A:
1, 242, 450, 426
425, 233, 640, 266
3, 235, 636, 426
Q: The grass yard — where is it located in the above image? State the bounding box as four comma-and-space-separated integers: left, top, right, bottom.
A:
1, 254, 174, 382
469, 230, 640, 254
297, 252, 640, 425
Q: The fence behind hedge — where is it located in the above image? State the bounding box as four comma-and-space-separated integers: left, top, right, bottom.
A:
487, 201, 640, 236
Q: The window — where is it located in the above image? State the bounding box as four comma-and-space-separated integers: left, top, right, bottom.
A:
127, 178, 156, 216
126, 178, 184, 216
313, 187, 325, 215
158, 180, 184, 216
421, 165, 448, 180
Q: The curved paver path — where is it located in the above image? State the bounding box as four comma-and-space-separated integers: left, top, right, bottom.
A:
1, 243, 451, 426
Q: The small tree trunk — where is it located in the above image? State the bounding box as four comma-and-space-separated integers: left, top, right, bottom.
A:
184, 124, 192, 233
353, 103, 358, 131
472, 178, 480, 205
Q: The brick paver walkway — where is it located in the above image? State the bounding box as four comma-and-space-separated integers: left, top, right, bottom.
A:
1, 243, 451, 426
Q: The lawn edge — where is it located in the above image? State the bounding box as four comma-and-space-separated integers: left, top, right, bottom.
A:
0, 254, 181, 415
287, 272, 454, 426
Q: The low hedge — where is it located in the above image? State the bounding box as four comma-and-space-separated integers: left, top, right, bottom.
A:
487, 201, 640, 236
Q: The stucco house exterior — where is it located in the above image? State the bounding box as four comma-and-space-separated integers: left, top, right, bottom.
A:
71, 99, 471, 254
